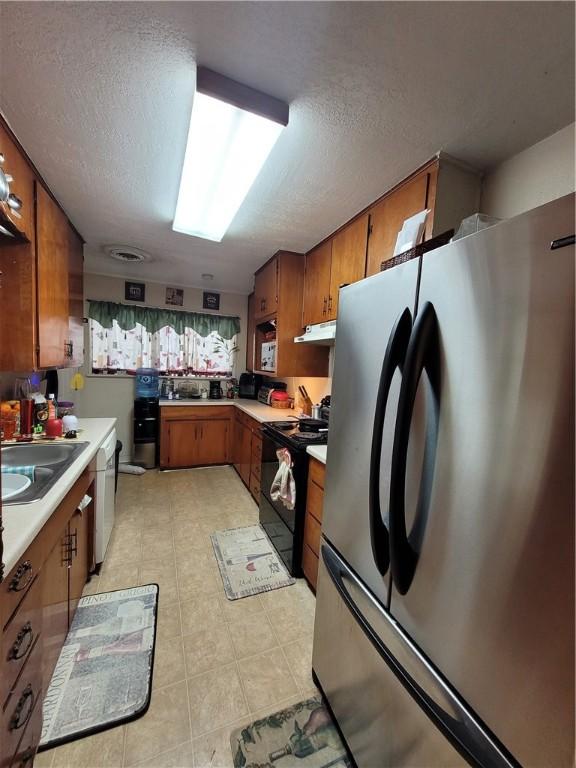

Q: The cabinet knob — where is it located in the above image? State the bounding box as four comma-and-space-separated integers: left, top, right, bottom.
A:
8, 622, 34, 661
9, 684, 35, 731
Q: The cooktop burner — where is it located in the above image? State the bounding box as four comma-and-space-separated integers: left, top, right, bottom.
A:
265, 420, 328, 448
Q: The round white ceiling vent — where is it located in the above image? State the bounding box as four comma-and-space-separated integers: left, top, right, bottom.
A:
105, 245, 152, 264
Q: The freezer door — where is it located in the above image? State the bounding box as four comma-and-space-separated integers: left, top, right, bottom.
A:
313, 544, 514, 768
388, 194, 575, 766
323, 257, 421, 605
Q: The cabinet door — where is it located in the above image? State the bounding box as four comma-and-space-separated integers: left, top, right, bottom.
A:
303, 240, 332, 327
246, 292, 255, 371
36, 182, 70, 368
254, 257, 278, 319
195, 419, 231, 466
366, 170, 430, 276
42, 526, 69, 691
68, 226, 84, 367
69, 504, 89, 621
239, 422, 252, 487
164, 420, 199, 468
328, 214, 369, 319
233, 415, 243, 475
0, 122, 35, 242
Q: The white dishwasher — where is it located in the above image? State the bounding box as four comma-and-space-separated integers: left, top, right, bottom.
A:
95, 428, 117, 564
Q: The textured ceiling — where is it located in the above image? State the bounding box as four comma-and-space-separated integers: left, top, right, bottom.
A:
0, 1, 574, 294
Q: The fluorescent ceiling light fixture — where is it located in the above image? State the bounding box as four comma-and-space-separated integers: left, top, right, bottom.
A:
173, 67, 289, 242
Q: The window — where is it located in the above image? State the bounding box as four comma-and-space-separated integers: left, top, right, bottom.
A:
88, 301, 240, 376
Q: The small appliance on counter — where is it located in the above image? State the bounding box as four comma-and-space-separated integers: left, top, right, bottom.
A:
209, 380, 223, 399
258, 381, 287, 405
238, 372, 263, 400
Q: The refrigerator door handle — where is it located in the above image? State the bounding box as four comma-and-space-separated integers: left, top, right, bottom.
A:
389, 301, 441, 594
369, 307, 412, 577
321, 544, 519, 768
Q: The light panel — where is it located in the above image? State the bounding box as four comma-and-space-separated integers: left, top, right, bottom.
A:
173, 92, 284, 242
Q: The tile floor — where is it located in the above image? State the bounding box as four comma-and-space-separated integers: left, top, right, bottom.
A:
36, 466, 318, 768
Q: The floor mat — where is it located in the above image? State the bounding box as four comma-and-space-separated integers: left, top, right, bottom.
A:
211, 524, 295, 600
39, 584, 158, 751
230, 695, 351, 767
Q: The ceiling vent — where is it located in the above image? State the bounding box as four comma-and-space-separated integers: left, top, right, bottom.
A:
105, 245, 152, 264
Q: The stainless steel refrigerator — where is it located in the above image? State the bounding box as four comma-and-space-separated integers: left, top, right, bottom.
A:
312, 194, 575, 767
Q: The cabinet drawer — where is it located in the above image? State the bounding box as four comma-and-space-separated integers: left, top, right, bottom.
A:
6, 686, 42, 768
309, 458, 325, 490
304, 512, 322, 557
2, 641, 42, 762
306, 478, 324, 525
302, 544, 319, 591
2, 576, 42, 706
249, 472, 261, 502
161, 406, 233, 421
1, 538, 43, 630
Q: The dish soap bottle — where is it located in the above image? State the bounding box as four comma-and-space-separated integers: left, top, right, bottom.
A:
47, 393, 58, 420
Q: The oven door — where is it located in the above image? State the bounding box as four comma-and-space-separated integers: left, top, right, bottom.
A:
259, 429, 307, 576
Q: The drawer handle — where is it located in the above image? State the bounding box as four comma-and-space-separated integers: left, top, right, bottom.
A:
17, 745, 35, 768
9, 684, 35, 731
9, 562, 33, 593
8, 622, 34, 661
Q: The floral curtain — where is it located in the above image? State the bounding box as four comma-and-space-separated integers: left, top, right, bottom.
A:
89, 301, 239, 375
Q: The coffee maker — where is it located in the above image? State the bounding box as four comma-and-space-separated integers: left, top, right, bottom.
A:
209, 380, 223, 399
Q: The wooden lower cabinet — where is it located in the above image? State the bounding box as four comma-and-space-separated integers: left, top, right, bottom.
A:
0, 467, 94, 767
302, 458, 326, 591
232, 411, 262, 502
160, 407, 233, 469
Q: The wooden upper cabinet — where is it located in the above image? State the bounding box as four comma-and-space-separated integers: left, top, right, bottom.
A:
254, 256, 278, 320
36, 182, 70, 368
246, 292, 255, 372
366, 166, 432, 277
0, 122, 35, 242
302, 240, 332, 327
328, 214, 369, 319
68, 225, 84, 367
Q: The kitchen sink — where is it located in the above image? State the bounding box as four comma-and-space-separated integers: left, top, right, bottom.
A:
1, 441, 89, 504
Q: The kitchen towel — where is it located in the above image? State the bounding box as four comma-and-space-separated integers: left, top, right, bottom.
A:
270, 447, 296, 510
1, 464, 35, 481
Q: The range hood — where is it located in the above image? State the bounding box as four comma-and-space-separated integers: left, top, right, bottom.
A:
294, 320, 336, 346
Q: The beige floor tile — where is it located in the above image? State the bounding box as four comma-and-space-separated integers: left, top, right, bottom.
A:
141, 526, 175, 561
33, 749, 54, 767
124, 681, 191, 766
193, 719, 247, 768
228, 613, 278, 660
153, 633, 187, 690
140, 504, 172, 528
237, 648, 298, 712
99, 562, 140, 592
248, 689, 321, 721
156, 600, 182, 641
182, 624, 235, 677
267, 599, 315, 645
50, 724, 125, 767
281, 637, 315, 693
105, 528, 143, 565
139, 558, 179, 603
259, 579, 315, 612
134, 741, 194, 767
187, 664, 249, 737
216, 593, 264, 623
180, 594, 224, 636
176, 560, 222, 603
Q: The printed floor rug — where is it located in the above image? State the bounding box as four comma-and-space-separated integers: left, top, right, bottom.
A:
211, 524, 295, 600
230, 695, 351, 767
39, 584, 158, 751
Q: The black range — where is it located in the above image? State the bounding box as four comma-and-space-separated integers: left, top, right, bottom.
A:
259, 419, 328, 576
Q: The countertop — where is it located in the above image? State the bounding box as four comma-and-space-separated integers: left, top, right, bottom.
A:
159, 398, 298, 424
306, 445, 327, 465
2, 418, 116, 576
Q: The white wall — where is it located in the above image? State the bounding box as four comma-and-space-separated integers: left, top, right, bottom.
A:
58, 273, 248, 461
480, 123, 575, 219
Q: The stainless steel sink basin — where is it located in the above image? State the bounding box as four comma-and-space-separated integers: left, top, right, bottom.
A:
1, 441, 89, 504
